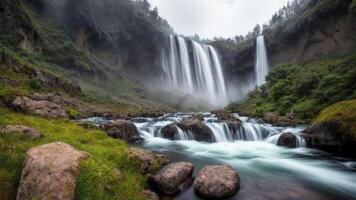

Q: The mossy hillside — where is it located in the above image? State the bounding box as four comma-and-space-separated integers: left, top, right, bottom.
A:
227, 53, 356, 120
315, 99, 356, 139
0, 108, 153, 200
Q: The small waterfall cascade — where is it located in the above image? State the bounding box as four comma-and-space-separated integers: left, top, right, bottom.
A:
161, 35, 228, 108
255, 35, 269, 86
124, 113, 306, 147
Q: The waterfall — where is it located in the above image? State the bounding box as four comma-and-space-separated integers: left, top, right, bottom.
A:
255, 35, 269, 86
161, 35, 228, 108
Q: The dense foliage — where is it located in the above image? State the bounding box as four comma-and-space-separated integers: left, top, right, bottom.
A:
227, 53, 356, 121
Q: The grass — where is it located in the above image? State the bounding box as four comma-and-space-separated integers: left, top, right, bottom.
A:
0, 109, 150, 200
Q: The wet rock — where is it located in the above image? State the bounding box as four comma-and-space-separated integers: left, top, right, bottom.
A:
303, 122, 347, 150
212, 110, 242, 133
161, 123, 179, 140
177, 119, 214, 142
12, 96, 69, 119
194, 165, 240, 199
1, 125, 43, 140
142, 190, 159, 200
277, 132, 297, 148
101, 120, 142, 142
151, 162, 194, 195
129, 147, 169, 174
16, 142, 88, 200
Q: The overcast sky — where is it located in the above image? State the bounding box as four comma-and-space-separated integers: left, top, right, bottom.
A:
147, 0, 290, 39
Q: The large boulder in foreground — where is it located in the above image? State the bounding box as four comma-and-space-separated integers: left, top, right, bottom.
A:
101, 120, 142, 142
177, 119, 214, 142
12, 96, 68, 119
129, 147, 169, 174
277, 132, 297, 148
151, 162, 194, 195
16, 142, 88, 200
194, 165, 240, 199
1, 125, 42, 140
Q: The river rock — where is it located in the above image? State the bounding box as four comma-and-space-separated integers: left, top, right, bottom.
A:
194, 165, 240, 199
1, 125, 43, 140
303, 122, 346, 149
129, 147, 169, 174
142, 190, 159, 200
16, 142, 88, 200
151, 162, 194, 195
101, 120, 142, 142
177, 119, 214, 142
161, 123, 179, 140
12, 96, 68, 119
277, 132, 297, 148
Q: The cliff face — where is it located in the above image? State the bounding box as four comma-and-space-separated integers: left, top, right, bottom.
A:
266, 8, 356, 66
216, 0, 356, 79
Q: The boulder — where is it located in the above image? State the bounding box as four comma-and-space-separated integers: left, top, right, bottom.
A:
277, 132, 297, 148
129, 147, 169, 174
194, 165, 240, 199
12, 96, 69, 119
151, 162, 194, 195
303, 122, 346, 150
101, 120, 142, 142
177, 119, 214, 142
142, 190, 159, 200
2, 125, 42, 140
161, 123, 179, 140
16, 142, 88, 200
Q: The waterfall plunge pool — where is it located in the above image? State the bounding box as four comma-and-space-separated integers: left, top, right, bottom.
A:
84, 113, 356, 200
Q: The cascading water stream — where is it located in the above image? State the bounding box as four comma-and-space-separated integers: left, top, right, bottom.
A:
255, 35, 269, 86
161, 35, 228, 108
128, 113, 306, 147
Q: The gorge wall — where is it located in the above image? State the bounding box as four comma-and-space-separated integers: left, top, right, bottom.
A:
215, 0, 356, 81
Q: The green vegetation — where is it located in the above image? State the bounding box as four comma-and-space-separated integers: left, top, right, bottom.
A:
315, 99, 356, 139
227, 53, 356, 121
0, 109, 149, 200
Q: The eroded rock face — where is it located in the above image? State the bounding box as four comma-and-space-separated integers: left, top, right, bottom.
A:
128, 147, 169, 174
101, 120, 142, 142
177, 119, 214, 142
12, 96, 69, 119
16, 142, 88, 200
151, 162, 194, 195
2, 125, 43, 140
277, 132, 297, 148
194, 165, 240, 199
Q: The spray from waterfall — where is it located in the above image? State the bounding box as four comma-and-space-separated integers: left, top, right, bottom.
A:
255, 35, 269, 86
161, 35, 228, 108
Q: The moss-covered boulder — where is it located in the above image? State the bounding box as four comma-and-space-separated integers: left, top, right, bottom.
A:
303, 100, 356, 154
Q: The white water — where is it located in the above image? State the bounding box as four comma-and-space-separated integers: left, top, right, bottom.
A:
161, 36, 228, 108
132, 112, 305, 145
255, 35, 269, 86
83, 113, 356, 199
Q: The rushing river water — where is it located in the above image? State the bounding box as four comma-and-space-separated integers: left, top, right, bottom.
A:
85, 113, 356, 200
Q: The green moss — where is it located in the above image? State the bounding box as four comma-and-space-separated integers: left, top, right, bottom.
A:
0, 109, 147, 200
316, 99, 356, 139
